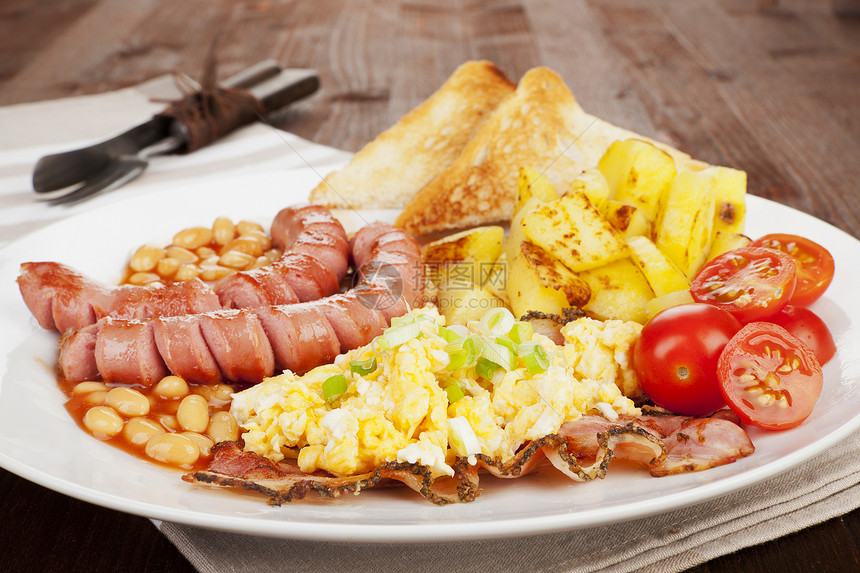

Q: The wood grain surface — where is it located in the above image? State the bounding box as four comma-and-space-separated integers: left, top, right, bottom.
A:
1, 0, 859, 571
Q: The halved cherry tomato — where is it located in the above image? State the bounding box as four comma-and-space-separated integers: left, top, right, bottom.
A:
718, 322, 823, 430
633, 304, 741, 416
690, 246, 796, 323
750, 233, 835, 307
769, 305, 836, 365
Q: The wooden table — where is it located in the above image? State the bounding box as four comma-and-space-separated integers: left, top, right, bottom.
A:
1, 1, 859, 571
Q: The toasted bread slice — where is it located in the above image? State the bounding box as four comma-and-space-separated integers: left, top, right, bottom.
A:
395, 67, 702, 236
309, 61, 515, 210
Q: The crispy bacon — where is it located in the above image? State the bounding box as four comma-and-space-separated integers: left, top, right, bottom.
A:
183, 442, 477, 505
184, 411, 754, 505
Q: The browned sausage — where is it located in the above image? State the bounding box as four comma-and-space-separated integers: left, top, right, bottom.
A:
18, 205, 350, 333
57, 222, 423, 384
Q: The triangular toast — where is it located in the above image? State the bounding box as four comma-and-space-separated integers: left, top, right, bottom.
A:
395, 67, 701, 236
309, 60, 516, 210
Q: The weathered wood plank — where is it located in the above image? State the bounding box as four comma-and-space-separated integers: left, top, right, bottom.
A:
0, 0, 100, 84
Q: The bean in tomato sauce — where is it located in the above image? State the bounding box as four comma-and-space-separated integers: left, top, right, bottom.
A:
61, 376, 245, 471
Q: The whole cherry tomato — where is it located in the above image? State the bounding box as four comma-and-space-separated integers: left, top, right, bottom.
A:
750, 233, 835, 307
768, 305, 836, 365
718, 322, 823, 431
691, 246, 796, 323
633, 304, 741, 416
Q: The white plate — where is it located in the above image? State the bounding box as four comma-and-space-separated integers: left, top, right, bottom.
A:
1, 171, 859, 542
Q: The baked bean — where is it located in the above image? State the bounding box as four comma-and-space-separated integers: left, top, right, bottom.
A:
123, 417, 164, 446
242, 229, 272, 251
154, 375, 189, 399
177, 394, 209, 432
156, 257, 181, 278
212, 217, 236, 246
173, 263, 200, 281
218, 250, 255, 270
128, 272, 161, 286
124, 216, 277, 286
249, 256, 270, 270
200, 265, 234, 281
83, 406, 124, 438
71, 381, 108, 395
207, 411, 239, 443
145, 433, 200, 466
236, 220, 264, 236
129, 244, 165, 272
106, 387, 150, 416
182, 432, 214, 457
83, 390, 108, 406
157, 414, 179, 432
193, 385, 213, 401
210, 384, 235, 403
165, 246, 197, 263
196, 246, 217, 259
173, 226, 213, 250
223, 236, 264, 258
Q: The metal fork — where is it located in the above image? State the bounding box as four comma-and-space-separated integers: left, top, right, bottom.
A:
32, 61, 318, 205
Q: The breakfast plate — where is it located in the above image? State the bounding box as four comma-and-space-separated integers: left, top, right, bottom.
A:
0, 169, 858, 542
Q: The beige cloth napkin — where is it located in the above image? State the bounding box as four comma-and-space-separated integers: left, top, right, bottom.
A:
1, 84, 858, 573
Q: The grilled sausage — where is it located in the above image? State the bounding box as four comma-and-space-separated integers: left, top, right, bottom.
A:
18, 205, 350, 333
57, 222, 423, 385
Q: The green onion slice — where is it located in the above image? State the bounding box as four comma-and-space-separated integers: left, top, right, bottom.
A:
438, 326, 461, 343
495, 336, 516, 354
375, 321, 422, 352
390, 314, 416, 328
447, 416, 482, 457
481, 339, 517, 371
481, 307, 516, 337
445, 337, 479, 371
349, 357, 377, 376
445, 382, 465, 403
322, 374, 348, 402
508, 322, 533, 344
476, 357, 498, 380
517, 342, 549, 375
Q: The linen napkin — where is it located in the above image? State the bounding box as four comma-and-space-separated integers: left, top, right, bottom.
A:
1, 83, 858, 573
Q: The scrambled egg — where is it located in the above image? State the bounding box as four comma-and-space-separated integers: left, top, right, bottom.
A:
560, 317, 643, 398
231, 307, 641, 479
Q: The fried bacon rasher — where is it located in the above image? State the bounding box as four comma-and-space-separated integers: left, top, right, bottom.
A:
183, 411, 754, 505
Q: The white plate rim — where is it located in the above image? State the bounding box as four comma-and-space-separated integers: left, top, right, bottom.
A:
1, 170, 858, 543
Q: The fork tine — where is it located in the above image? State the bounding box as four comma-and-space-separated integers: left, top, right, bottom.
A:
46, 160, 146, 206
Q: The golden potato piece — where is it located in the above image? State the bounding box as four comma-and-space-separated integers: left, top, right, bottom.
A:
626, 236, 689, 297
515, 167, 559, 214
597, 138, 677, 224
654, 170, 716, 279
521, 191, 628, 272
580, 258, 655, 324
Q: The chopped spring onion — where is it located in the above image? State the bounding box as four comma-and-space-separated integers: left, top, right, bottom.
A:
446, 324, 470, 339
495, 336, 516, 355
349, 356, 377, 376
390, 314, 416, 328
445, 336, 479, 371
481, 339, 517, 371
507, 321, 533, 344
447, 416, 482, 458
517, 341, 549, 375
322, 374, 348, 402
438, 326, 462, 343
374, 321, 422, 351
481, 307, 516, 337
476, 357, 498, 380
444, 381, 465, 403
